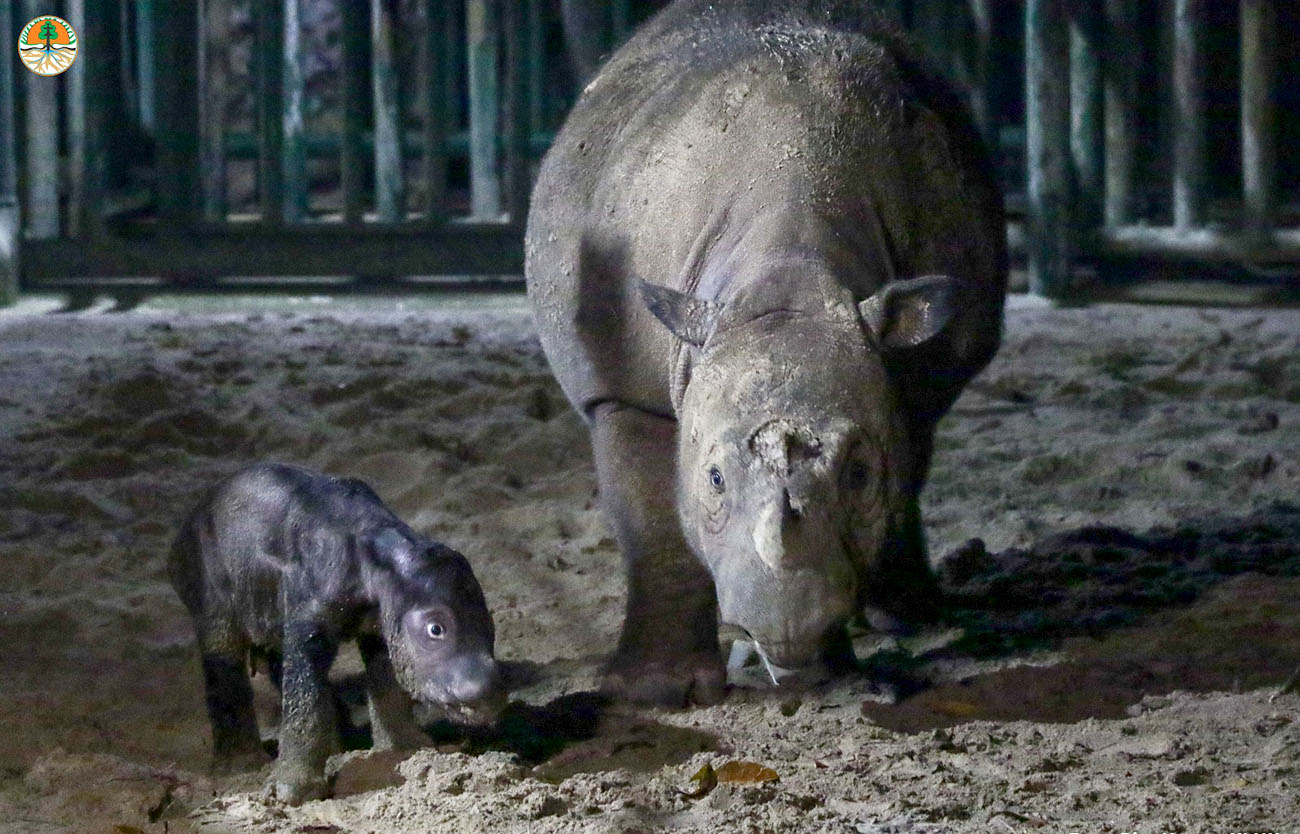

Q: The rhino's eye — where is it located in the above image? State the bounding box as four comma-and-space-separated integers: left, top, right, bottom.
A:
708, 466, 726, 493
425, 621, 446, 640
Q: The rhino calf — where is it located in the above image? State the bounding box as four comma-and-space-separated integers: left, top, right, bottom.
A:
169, 463, 504, 804
527, 0, 1006, 704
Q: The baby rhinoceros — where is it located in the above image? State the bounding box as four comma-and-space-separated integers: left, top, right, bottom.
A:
169, 463, 504, 804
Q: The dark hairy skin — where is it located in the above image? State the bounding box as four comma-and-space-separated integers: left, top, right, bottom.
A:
169, 463, 504, 804
527, 0, 1006, 705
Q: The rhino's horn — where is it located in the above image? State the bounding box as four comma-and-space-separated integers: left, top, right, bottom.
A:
858, 274, 969, 350
638, 280, 722, 348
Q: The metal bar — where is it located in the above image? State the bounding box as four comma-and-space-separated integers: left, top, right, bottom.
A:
200, 0, 229, 221
340, 0, 368, 224
22, 0, 59, 240
283, 0, 307, 221
67, 0, 87, 237
466, 0, 501, 218
1172, 0, 1204, 231
1070, 1, 1103, 229
421, 0, 448, 221
373, 0, 404, 222
21, 224, 526, 279
156, 0, 202, 226
1103, 0, 1137, 227
136, 0, 156, 133
1024, 0, 1073, 298
1095, 225, 1300, 264
119, 2, 139, 125
1240, 0, 1276, 233
256, 1, 285, 223
967, 0, 994, 148
0, 0, 18, 303
504, 0, 529, 227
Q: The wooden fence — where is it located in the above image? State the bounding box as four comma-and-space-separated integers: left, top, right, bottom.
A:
0, 0, 1296, 305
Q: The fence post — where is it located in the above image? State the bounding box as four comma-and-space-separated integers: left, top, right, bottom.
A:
341, 0, 368, 224
283, 0, 307, 221
1240, 0, 1275, 235
136, 0, 156, 133
1172, 0, 1204, 232
1103, 0, 1137, 227
373, 0, 404, 222
467, 0, 501, 219
1069, 2, 1103, 229
0, 0, 19, 304
22, 0, 59, 240
504, 0, 529, 227
1025, 0, 1072, 298
422, 0, 448, 221
156, 0, 201, 228
200, 0, 229, 221
256, 1, 285, 223
527, 0, 545, 134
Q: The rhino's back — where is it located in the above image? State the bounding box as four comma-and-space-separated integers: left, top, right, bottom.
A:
525, 0, 1005, 418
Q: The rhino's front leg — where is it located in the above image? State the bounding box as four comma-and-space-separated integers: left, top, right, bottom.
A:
269, 619, 340, 805
590, 402, 725, 707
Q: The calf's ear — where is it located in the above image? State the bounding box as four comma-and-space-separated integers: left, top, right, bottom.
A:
370, 528, 417, 574
638, 280, 722, 348
858, 275, 968, 351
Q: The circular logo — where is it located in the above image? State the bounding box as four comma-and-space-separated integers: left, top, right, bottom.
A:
19, 15, 78, 77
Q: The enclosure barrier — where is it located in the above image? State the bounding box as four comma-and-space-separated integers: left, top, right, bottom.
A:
0, 0, 1295, 305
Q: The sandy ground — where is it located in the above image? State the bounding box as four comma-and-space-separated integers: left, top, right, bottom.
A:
1, 291, 1298, 834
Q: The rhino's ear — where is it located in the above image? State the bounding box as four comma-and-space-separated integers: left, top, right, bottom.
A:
370, 527, 418, 575
638, 280, 722, 348
858, 275, 968, 351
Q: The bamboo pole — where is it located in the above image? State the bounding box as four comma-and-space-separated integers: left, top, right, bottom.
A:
466, 0, 501, 219
256, 1, 285, 223
340, 0, 368, 224
504, 0, 529, 226
200, 0, 229, 221
0, 0, 19, 303
1240, 0, 1275, 234
283, 0, 307, 221
1172, 0, 1204, 231
22, 0, 59, 240
373, 0, 404, 222
1103, 0, 1137, 227
422, 0, 448, 221
1025, 0, 1072, 298
1070, 2, 1103, 229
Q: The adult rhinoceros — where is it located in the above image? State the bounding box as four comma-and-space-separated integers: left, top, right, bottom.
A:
525, 0, 1007, 706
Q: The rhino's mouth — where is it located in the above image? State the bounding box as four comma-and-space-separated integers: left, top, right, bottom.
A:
722, 623, 832, 684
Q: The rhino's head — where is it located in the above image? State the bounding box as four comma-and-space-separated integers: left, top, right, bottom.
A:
641, 272, 965, 670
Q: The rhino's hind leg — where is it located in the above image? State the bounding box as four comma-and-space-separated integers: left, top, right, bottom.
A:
590, 402, 726, 707
199, 645, 269, 773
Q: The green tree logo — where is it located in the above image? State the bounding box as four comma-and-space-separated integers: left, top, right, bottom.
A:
19, 15, 78, 76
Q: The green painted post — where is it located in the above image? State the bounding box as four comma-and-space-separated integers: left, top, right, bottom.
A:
0, 0, 19, 303
373, 0, 405, 222
200, 0, 229, 221
504, 0, 529, 227
422, 0, 448, 221
23, 0, 59, 240
1025, 0, 1072, 299
340, 0, 368, 224
156, 0, 201, 227
1070, 1, 1104, 228
283, 0, 307, 221
1103, 0, 1137, 227
136, 0, 156, 133
256, 1, 285, 223
466, 0, 501, 219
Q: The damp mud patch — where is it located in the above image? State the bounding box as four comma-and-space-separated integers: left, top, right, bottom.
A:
862, 502, 1300, 731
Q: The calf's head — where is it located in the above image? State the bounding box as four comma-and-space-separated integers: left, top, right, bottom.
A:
369, 530, 505, 722
642, 274, 965, 670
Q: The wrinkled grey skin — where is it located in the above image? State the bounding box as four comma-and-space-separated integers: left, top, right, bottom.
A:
526, 0, 1006, 706
169, 463, 504, 804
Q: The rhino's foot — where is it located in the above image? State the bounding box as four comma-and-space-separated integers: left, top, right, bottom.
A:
264, 764, 330, 806
603, 647, 726, 708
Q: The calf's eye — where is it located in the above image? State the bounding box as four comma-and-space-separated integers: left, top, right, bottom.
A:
708, 466, 725, 493
425, 621, 446, 640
